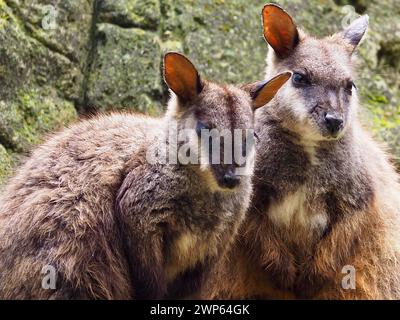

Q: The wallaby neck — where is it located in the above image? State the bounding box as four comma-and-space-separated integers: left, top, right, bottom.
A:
257, 109, 361, 163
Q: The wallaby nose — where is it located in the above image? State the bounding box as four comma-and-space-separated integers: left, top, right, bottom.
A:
222, 171, 241, 189
325, 113, 344, 136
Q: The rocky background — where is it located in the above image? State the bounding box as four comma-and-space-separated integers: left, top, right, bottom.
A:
0, 0, 399, 185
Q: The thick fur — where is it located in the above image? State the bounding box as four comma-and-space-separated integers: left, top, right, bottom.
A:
0, 79, 258, 299
0, 114, 153, 299
203, 7, 400, 299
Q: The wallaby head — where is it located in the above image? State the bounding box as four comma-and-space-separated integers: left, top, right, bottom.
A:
262, 3, 369, 141
163, 52, 290, 190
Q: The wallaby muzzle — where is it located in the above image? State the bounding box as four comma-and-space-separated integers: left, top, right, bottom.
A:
222, 169, 241, 189
325, 112, 344, 136
211, 164, 241, 190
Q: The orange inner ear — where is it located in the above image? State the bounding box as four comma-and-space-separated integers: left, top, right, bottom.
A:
262, 5, 298, 58
164, 53, 199, 101
253, 72, 291, 109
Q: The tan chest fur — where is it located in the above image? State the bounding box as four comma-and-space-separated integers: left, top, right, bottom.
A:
268, 186, 328, 232
165, 232, 212, 283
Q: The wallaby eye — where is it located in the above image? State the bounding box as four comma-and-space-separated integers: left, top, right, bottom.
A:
292, 72, 310, 86
196, 121, 210, 136
345, 81, 355, 95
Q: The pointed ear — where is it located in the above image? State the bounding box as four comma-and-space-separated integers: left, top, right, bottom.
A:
243, 72, 291, 110
163, 52, 203, 102
339, 15, 369, 53
262, 4, 299, 59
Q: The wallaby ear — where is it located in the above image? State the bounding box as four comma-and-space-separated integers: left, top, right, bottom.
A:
243, 72, 292, 110
163, 52, 203, 102
262, 4, 299, 59
339, 15, 369, 53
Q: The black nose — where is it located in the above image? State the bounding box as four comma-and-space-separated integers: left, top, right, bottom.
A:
222, 172, 241, 189
325, 113, 343, 136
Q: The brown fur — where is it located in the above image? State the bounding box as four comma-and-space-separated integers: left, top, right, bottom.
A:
0, 53, 289, 299
203, 5, 400, 300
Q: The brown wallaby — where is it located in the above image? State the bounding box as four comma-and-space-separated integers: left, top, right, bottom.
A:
204, 4, 400, 299
0, 52, 290, 299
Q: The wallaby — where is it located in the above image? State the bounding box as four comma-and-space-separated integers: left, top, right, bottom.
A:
0, 52, 290, 299
204, 4, 400, 299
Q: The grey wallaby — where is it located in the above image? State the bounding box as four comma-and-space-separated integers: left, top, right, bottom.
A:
204, 4, 400, 299
0, 52, 290, 299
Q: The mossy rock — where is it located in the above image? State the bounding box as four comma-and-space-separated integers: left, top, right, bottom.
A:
86, 23, 163, 114
0, 144, 12, 187
0, 1, 84, 101
160, 0, 267, 84
0, 89, 76, 152
98, 0, 161, 29
87, 0, 271, 112
6, 0, 93, 71
0, 0, 80, 183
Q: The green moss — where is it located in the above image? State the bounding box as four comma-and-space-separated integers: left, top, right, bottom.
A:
160, 0, 267, 84
86, 24, 163, 115
0, 99, 35, 151
0, 3, 9, 30
0, 88, 77, 152
98, 0, 161, 29
0, 144, 12, 186
18, 88, 77, 137
364, 91, 400, 166
0, 1, 81, 147
6, 0, 93, 70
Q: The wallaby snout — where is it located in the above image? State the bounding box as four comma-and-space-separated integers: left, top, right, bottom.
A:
324, 112, 344, 137
311, 100, 347, 138
222, 169, 241, 189
211, 163, 242, 190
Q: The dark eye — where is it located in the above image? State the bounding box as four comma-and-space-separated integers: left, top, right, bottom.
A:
254, 131, 260, 142
196, 121, 210, 136
345, 81, 355, 95
292, 72, 310, 86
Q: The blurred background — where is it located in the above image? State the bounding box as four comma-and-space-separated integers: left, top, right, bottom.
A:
0, 0, 399, 185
